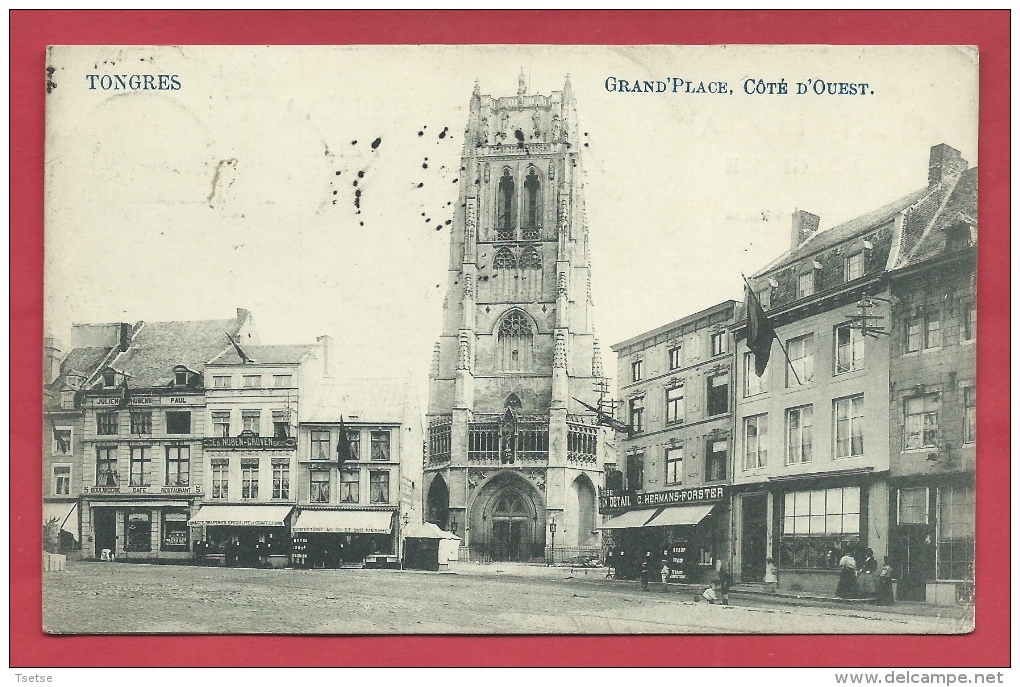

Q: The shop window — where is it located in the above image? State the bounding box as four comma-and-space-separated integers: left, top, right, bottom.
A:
272, 458, 290, 500
744, 353, 767, 397
834, 324, 864, 375
126, 511, 152, 552
370, 471, 390, 504
668, 345, 682, 370
665, 385, 685, 425
845, 252, 864, 281
707, 373, 729, 416
97, 412, 118, 436
52, 426, 72, 455
52, 465, 71, 496
937, 485, 975, 581
780, 486, 860, 569
165, 446, 190, 487
710, 331, 727, 357
212, 375, 231, 389
310, 430, 331, 460
631, 359, 643, 382
743, 414, 768, 470
786, 334, 815, 386
897, 487, 928, 525
348, 430, 361, 461
963, 387, 976, 444
664, 446, 684, 486
130, 411, 152, 435
273, 374, 293, 388
960, 300, 976, 342
129, 446, 151, 487
212, 411, 231, 438
833, 394, 865, 459
241, 410, 260, 436
785, 405, 813, 464
340, 470, 360, 503
310, 470, 330, 503
165, 411, 191, 435
628, 397, 644, 434
272, 411, 290, 439
241, 459, 259, 499
705, 439, 727, 482
243, 374, 262, 388
96, 446, 118, 487
371, 430, 391, 461
904, 394, 940, 450
211, 460, 229, 499
161, 512, 190, 551
625, 453, 644, 491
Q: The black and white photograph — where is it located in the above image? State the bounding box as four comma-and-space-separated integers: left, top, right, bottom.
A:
41, 44, 978, 635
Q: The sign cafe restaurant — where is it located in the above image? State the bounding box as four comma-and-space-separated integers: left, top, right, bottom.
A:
599, 484, 728, 583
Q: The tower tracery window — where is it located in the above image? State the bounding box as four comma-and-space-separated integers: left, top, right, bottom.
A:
520, 246, 542, 270
493, 246, 517, 270
522, 167, 542, 238
497, 168, 516, 237
496, 309, 535, 372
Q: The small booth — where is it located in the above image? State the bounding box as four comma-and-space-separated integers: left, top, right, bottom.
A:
403, 522, 461, 571
189, 504, 294, 568
291, 508, 396, 569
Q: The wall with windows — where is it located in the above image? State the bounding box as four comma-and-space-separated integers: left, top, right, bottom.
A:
296, 424, 402, 507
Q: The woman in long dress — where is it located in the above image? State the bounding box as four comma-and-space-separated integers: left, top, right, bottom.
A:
836, 549, 858, 598
857, 548, 878, 598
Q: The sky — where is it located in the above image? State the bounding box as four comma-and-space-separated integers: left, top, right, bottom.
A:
44, 45, 978, 404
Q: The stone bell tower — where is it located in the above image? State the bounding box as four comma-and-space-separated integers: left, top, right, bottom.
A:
423, 73, 609, 561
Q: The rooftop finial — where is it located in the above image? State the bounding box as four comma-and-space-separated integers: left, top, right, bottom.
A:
473, 79, 480, 97
563, 73, 572, 98
518, 68, 527, 96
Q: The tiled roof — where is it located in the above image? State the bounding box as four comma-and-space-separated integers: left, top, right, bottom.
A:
210, 344, 315, 366
754, 185, 932, 277
44, 346, 114, 411
897, 167, 977, 267
107, 317, 244, 388
303, 377, 411, 425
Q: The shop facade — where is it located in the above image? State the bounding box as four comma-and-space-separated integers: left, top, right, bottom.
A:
189, 502, 294, 567
291, 507, 397, 568
599, 485, 729, 583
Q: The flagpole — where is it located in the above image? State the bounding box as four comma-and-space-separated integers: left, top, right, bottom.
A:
741, 273, 803, 386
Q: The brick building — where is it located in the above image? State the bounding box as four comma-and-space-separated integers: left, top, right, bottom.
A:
607, 301, 738, 582
886, 149, 977, 603
424, 74, 610, 562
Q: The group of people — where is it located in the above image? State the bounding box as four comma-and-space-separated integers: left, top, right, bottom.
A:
634, 553, 732, 605
836, 547, 895, 604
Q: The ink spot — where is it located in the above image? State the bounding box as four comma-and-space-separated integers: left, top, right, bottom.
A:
584, 143, 589, 148
351, 140, 357, 145
439, 127, 448, 139
422, 163, 429, 169
335, 171, 341, 176
451, 178, 458, 184
360, 222, 364, 226
514, 129, 524, 142
371, 137, 382, 149
353, 180, 358, 188
417, 183, 424, 188
418, 131, 424, 137
444, 219, 452, 225
358, 170, 365, 179
333, 190, 338, 195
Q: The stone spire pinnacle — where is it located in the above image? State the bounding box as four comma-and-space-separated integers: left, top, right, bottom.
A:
518, 69, 527, 96
473, 79, 480, 97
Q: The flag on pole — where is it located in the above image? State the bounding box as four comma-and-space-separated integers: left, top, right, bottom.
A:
337, 415, 354, 470
744, 278, 776, 377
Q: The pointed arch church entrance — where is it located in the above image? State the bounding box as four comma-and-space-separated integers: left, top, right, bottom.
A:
489, 490, 533, 561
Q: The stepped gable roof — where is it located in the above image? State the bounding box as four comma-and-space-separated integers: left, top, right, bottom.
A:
210, 344, 315, 366
755, 185, 932, 278
108, 317, 243, 388
897, 167, 978, 268
304, 377, 411, 425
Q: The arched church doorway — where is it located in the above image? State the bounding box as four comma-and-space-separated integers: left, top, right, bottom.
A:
426, 476, 450, 530
489, 490, 533, 562
572, 474, 598, 547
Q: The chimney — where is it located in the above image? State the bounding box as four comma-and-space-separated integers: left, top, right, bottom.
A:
928, 144, 968, 186
43, 336, 64, 384
117, 322, 132, 352
791, 210, 821, 248
316, 335, 333, 376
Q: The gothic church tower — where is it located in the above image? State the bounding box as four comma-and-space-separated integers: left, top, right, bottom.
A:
424, 73, 608, 560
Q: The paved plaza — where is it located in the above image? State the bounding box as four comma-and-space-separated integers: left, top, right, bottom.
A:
43, 562, 973, 635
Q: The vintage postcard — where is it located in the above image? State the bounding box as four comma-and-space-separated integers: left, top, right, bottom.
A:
42, 44, 978, 635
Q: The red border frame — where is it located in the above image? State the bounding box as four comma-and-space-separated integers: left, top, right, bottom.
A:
10, 10, 1009, 667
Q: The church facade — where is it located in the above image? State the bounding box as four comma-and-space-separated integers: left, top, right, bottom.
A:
424, 74, 610, 561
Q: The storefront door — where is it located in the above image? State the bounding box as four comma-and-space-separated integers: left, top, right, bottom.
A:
740, 493, 768, 582
894, 527, 935, 602
93, 508, 117, 558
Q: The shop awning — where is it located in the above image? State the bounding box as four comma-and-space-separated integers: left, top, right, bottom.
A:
189, 504, 293, 527
598, 509, 657, 529
292, 509, 393, 534
43, 502, 79, 540
643, 504, 715, 527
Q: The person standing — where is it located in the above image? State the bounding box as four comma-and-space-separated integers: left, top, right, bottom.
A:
660, 560, 670, 592
857, 548, 878, 599
763, 557, 778, 593
837, 548, 858, 599
877, 557, 895, 605
640, 555, 650, 591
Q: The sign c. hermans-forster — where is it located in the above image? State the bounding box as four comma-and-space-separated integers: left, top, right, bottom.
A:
599, 485, 727, 513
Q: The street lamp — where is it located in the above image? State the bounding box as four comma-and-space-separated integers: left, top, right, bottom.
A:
449, 514, 458, 537
549, 519, 557, 566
